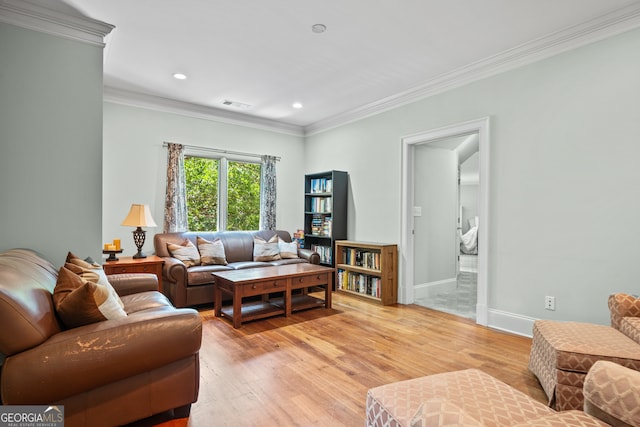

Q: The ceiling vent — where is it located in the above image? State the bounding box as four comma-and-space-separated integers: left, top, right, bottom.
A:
222, 100, 251, 109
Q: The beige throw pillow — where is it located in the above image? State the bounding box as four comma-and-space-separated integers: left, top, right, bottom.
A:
66, 252, 124, 309
54, 266, 127, 329
167, 239, 201, 267
278, 237, 299, 259
253, 235, 281, 262
197, 236, 228, 265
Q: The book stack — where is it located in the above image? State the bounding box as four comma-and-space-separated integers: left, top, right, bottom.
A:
309, 197, 332, 213
337, 269, 381, 297
309, 178, 333, 194
342, 248, 381, 270
293, 229, 305, 248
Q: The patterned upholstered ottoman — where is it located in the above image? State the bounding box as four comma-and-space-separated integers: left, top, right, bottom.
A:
528, 319, 640, 411
366, 369, 556, 426
366, 362, 640, 427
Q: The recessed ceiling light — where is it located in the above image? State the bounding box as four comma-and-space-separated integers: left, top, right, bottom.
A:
292, 102, 303, 109
311, 24, 326, 34
173, 73, 187, 80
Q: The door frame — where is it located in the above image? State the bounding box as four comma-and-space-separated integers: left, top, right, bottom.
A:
400, 117, 490, 325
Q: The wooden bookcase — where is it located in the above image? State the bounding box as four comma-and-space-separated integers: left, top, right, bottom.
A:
335, 241, 398, 305
304, 170, 348, 267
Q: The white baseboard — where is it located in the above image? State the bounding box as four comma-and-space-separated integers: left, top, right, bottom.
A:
487, 309, 536, 338
414, 277, 457, 299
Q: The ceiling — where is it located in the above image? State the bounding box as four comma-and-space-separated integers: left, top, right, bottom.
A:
58, 0, 640, 134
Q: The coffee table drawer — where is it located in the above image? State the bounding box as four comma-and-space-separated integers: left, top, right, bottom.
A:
241, 279, 286, 297
290, 272, 329, 289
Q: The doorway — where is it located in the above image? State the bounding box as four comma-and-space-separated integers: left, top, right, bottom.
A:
412, 135, 479, 319
400, 118, 489, 326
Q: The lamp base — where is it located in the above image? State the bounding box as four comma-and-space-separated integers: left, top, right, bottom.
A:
132, 227, 147, 259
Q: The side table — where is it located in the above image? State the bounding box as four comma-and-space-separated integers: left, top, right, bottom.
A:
103, 255, 164, 292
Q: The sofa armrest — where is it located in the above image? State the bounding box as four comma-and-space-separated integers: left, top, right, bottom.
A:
108, 273, 158, 296
1, 307, 202, 404
161, 256, 188, 284
584, 360, 640, 427
298, 248, 320, 265
608, 293, 640, 330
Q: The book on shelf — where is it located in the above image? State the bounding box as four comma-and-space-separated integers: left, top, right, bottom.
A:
309, 178, 333, 194
341, 248, 381, 270
336, 269, 381, 298
310, 244, 332, 264
309, 197, 332, 213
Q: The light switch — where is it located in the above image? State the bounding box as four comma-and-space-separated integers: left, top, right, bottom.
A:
413, 206, 422, 217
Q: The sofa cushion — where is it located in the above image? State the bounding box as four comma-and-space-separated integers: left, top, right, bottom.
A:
620, 317, 640, 345
167, 239, 201, 267
278, 237, 299, 259
197, 236, 227, 265
584, 360, 640, 427
253, 235, 281, 262
120, 291, 174, 314
53, 266, 127, 328
65, 252, 124, 309
187, 265, 232, 286
228, 261, 272, 270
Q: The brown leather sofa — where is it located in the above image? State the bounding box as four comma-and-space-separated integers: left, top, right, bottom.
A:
154, 230, 320, 307
0, 249, 202, 427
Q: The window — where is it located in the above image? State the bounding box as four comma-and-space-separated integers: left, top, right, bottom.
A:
184, 156, 261, 231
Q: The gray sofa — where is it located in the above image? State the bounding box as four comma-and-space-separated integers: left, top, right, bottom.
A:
153, 230, 320, 307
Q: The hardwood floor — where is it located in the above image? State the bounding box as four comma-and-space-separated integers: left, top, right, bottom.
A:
141, 292, 546, 427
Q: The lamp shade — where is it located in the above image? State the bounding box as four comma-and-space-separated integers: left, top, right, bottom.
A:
121, 204, 158, 227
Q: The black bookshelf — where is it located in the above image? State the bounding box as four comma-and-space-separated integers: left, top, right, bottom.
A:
303, 170, 348, 267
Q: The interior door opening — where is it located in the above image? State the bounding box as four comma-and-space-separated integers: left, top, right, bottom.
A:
400, 117, 489, 326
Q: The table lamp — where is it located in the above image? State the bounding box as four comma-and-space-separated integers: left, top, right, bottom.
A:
121, 204, 157, 258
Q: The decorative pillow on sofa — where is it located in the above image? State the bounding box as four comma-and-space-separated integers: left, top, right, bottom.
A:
197, 236, 228, 265
167, 239, 201, 267
53, 266, 127, 328
278, 237, 299, 259
253, 235, 281, 262
65, 252, 124, 309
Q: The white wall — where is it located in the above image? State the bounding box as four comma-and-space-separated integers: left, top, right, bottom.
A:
413, 146, 458, 285
0, 22, 104, 266
305, 26, 640, 328
102, 102, 305, 257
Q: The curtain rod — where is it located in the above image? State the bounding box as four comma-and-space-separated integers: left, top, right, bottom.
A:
163, 142, 280, 161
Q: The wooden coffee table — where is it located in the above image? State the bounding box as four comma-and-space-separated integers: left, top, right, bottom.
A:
212, 263, 334, 328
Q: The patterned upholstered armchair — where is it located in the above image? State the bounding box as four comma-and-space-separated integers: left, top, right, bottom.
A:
528, 293, 640, 411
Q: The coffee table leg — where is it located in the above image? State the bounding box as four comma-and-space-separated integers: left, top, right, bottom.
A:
326, 274, 332, 309
214, 283, 222, 317
285, 279, 292, 317
233, 285, 242, 328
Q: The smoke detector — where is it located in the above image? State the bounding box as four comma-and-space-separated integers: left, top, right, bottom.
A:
312, 24, 326, 34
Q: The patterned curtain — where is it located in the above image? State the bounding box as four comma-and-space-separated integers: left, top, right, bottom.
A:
164, 143, 188, 232
259, 155, 277, 230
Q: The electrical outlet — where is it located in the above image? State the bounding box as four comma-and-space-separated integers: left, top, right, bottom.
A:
545, 296, 555, 311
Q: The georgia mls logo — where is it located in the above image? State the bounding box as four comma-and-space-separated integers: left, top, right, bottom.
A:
0, 405, 64, 427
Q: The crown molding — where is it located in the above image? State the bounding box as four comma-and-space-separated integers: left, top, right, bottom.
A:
0, 0, 113, 46
103, 87, 305, 137
304, 2, 640, 136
